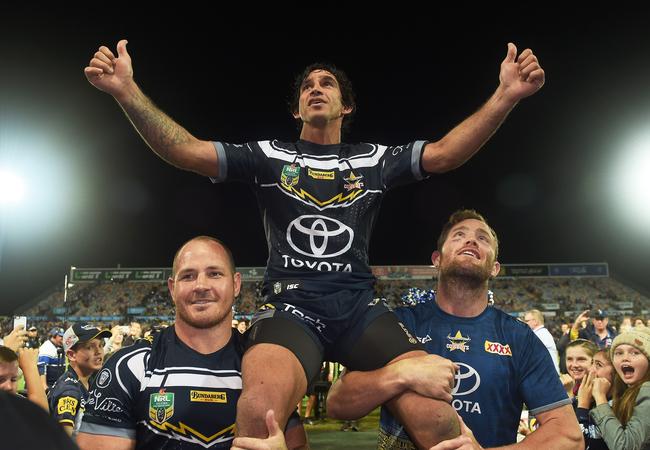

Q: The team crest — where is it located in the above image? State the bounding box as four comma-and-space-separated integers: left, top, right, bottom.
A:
343, 171, 364, 191
281, 164, 301, 187
446, 330, 471, 352
149, 390, 175, 424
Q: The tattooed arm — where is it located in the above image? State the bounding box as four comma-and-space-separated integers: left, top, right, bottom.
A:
84, 39, 217, 177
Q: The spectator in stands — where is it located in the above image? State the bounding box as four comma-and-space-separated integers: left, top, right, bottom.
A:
38, 327, 66, 390
572, 310, 617, 349
524, 309, 560, 373
591, 328, 650, 450
634, 318, 646, 329
327, 209, 581, 449
619, 317, 633, 333
122, 321, 142, 347
103, 325, 125, 358
26, 326, 41, 349
232, 319, 239, 329
562, 339, 599, 399
558, 323, 571, 374
0, 345, 49, 411
574, 348, 613, 450
237, 320, 248, 334
49, 323, 111, 438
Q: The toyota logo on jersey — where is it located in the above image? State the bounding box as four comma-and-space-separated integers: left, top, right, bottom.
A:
286, 215, 354, 259
452, 362, 481, 396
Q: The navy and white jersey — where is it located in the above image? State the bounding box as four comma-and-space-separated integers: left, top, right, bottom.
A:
379, 296, 570, 449
80, 326, 244, 449
48, 366, 89, 437
212, 139, 428, 292
38, 339, 65, 388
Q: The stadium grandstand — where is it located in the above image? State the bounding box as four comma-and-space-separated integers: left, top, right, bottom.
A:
3, 262, 649, 340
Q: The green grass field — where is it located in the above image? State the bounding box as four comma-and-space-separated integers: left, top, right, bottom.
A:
304, 408, 381, 449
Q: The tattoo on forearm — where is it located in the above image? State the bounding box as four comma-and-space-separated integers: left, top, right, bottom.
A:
121, 89, 192, 164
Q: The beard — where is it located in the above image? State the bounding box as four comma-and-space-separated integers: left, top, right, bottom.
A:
176, 302, 231, 330
439, 258, 493, 289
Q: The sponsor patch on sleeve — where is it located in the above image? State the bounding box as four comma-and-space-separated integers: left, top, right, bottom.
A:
484, 340, 512, 356
57, 396, 79, 415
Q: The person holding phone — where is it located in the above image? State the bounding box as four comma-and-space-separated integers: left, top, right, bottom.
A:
571, 309, 617, 349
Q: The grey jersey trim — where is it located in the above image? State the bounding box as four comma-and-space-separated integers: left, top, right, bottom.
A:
78, 421, 136, 440
209, 141, 228, 183
529, 397, 572, 416
412, 140, 428, 180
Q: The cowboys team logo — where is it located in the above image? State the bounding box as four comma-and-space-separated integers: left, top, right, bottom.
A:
484, 340, 512, 356
343, 171, 364, 191
446, 330, 471, 352
149, 390, 175, 424
281, 164, 301, 187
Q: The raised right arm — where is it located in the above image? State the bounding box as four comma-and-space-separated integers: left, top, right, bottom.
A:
84, 40, 218, 177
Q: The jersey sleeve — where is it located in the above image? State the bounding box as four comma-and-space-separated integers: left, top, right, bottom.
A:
380, 140, 429, 189
393, 306, 417, 333
51, 385, 82, 427
210, 141, 260, 184
517, 328, 571, 415
79, 345, 150, 440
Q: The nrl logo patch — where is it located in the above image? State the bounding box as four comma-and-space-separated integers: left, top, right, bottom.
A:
484, 340, 512, 356
343, 171, 364, 191
149, 390, 175, 424
281, 164, 301, 187
446, 330, 471, 352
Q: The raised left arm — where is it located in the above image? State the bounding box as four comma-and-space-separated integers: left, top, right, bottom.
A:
422, 43, 545, 174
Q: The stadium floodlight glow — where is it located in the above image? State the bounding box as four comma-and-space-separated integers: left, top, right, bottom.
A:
0, 168, 26, 206
610, 127, 650, 229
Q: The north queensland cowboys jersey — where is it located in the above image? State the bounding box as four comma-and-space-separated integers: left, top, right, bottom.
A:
48, 366, 89, 437
212, 139, 429, 292
379, 295, 571, 449
80, 327, 244, 449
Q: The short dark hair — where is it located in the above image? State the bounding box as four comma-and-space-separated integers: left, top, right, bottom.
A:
289, 62, 356, 132
172, 236, 235, 277
437, 209, 499, 258
0, 346, 18, 364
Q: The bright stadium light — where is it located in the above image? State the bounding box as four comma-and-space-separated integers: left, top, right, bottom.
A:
610, 127, 650, 229
0, 168, 27, 206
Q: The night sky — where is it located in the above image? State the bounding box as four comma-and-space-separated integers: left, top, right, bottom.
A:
1, 7, 649, 314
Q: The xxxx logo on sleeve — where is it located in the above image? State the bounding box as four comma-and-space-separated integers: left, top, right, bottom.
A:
149, 390, 175, 424
484, 340, 512, 356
